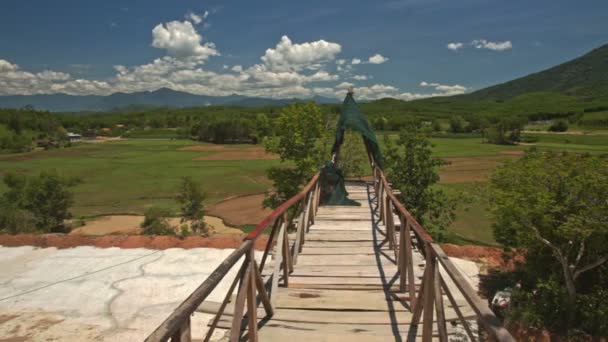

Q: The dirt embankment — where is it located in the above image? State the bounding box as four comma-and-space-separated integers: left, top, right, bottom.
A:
440, 243, 522, 271
0, 233, 268, 250
208, 193, 272, 226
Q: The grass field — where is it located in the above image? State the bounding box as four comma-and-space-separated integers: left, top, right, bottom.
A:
1, 132, 606, 245
0, 140, 279, 217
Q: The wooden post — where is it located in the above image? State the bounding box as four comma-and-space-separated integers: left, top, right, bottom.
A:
170, 317, 191, 342
247, 253, 258, 342
441, 277, 477, 342
422, 247, 436, 342
253, 259, 273, 317
293, 198, 306, 263
270, 220, 286, 306
203, 258, 248, 342
229, 261, 251, 342
385, 200, 395, 249
259, 217, 281, 272
434, 264, 448, 342
399, 215, 407, 293
405, 221, 417, 308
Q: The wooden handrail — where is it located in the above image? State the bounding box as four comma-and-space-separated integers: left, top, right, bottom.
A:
371, 158, 513, 341
375, 167, 434, 243
245, 172, 320, 240
147, 172, 322, 342
146, 240, 253, 341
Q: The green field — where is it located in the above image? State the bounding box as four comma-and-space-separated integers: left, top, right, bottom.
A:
1, 133, 607, 245
0, 140, 279, 217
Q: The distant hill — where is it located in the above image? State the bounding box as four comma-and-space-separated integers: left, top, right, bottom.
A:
0, 88, 340, 112
463, 43, 608, 101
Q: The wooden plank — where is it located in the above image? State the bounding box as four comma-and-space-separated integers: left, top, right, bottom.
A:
288, 275, 399, 285
282, 264, 400, 277
274, 288, 411, 311
299, 247, 392, 255
296, 254, 395, 266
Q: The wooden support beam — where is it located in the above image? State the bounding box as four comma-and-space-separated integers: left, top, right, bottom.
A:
434, 265, 448, 342
259, 217, 281, 272
203, 259, 248, 342
170, 317, 190, 342
252, 258, 273, 317
270, 220, 286, 307
440, 277, 476, 342
405, 222, 417, 309
247, 255, 258, 342
229, 261, 251, 342
422, 249, 436, 342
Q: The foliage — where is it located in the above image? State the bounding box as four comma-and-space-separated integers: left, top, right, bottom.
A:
140, 207, 175, 235
263, 102, 330, 208
175, 176, 207, 235
338, 132, 368, 178
449, 116, 466, 133
484, 116, 526, 145
548, 119, 569, 132
0, 171, 77, 233
490, 150, 608, 336
383, 126, 458, 241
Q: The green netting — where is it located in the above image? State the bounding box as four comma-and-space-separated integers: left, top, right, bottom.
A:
319, 91, 383, 206
332, 92, 384, 168
319, 161, 359, 206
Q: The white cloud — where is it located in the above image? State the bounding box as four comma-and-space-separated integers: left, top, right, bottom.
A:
446, 42, 464, 51
336, 59, 346, 65
351, 58, 362, 65
260, 35, 341, 72
368, 54, 389, 64
352, 75, 368, 80
231, 65, 243, 72
186, 10, 209, 25
152, 20, 218, 60
471, 39, 512, 51
419, 81, 467, 95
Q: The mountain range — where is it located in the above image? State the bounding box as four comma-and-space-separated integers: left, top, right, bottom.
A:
0, 88, 340, 112
0, 43, 606, 112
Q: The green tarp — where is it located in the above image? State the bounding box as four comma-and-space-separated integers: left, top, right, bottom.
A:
320, 91, 384, 206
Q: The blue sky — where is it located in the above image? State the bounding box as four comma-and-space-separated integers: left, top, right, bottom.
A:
0, 0, 606, 99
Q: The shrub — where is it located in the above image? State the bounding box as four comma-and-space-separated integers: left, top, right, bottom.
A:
548, 120, 568, 132
141, 207, 174, 235
176, 176, 207, 235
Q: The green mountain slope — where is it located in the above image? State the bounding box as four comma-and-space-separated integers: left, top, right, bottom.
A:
464, 44, 608, 101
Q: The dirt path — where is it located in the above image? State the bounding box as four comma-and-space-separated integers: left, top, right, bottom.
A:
70, 215, 242, 236
208, 193, 272, 226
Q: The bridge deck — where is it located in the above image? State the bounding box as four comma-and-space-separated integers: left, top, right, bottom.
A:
199, 183, 476, 341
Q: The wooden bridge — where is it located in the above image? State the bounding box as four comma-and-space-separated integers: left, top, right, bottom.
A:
146, 163, 514, 341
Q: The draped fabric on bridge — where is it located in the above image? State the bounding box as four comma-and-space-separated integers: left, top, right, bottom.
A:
320, 91, 384, 206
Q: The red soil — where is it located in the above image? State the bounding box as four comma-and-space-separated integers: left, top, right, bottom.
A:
0, 233, 268, 251
440, 243, 522, 271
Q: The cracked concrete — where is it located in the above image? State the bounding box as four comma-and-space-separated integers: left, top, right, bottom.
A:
0, 246, 244, 341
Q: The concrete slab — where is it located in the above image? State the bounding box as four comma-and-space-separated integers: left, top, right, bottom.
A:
0, 246, 246, 341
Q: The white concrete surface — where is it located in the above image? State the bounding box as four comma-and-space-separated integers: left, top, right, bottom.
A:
0, 246, 481, 341
0, 246, 245, 341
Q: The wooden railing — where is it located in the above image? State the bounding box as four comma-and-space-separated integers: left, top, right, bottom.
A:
373, 165, 515, 342
145, 173, 321, 342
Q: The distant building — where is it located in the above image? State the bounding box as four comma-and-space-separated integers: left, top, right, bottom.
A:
67, 132, 82, 142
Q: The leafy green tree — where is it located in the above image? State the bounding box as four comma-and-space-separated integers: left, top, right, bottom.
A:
491, 151, 608, 306
549, 119, 569, 132
141, 207, 174, 235
449, 115, 466, 133
383, 127, 457, 240
485, 116, 526, 144
338, 132, 367, 179
263, 102, 330, 208
176, 176, 207, 234
0, 171, 77, 233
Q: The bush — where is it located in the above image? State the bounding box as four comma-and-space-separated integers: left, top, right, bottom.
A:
141, 207, 174, 235
176, 176, 207, 235
0, 171, 76, 233
548, 120, 568, 132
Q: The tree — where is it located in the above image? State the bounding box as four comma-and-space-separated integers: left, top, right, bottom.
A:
0, 171, 77, 233
338, 132, 367, 179
176, 176, 207, 234
263, 102, 330, 208
449, 115, 466, 133
549, 119, 569, 132
490, 150, 608, 313
484, 116, 525, 144
383, 126, 457, 240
